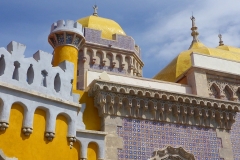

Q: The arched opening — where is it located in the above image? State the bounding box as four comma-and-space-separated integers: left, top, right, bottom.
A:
26, 64, 34, 84
41, 70, 48, 87
125, 56, 131, 74
237, 88, 240, 101
0, 55, 5, 76
223, 86, 233, 100
96, 51, 102, 67
87, 49, 93, 66
87, 142, 98, 160
54, 73, 61, 92
210, 83, 220, 99
116, 54, 122, 69
0, 98, 3, 119
106, 53, 112, 68
12, 61, 20, 80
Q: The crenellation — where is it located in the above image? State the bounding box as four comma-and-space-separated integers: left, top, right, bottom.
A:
7, 41, 26, 58
0, 41, 78, 103
50, 20, 84, 38
33, 50, 53, 63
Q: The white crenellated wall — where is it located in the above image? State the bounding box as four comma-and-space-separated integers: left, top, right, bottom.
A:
0, 41, 79, 102
0, 41, 85, 141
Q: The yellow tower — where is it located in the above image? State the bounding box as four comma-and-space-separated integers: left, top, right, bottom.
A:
48, 20, 85, 90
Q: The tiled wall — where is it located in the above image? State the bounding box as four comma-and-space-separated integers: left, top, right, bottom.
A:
90, 64, 127, 74
84, 28, 141, 58
117, 118, 222, 160
231, 113, 240, 160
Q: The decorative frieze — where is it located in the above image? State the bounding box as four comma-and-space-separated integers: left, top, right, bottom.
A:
207, 75, 240, 101
88, 80, 240, 130
150, 146, 195, 160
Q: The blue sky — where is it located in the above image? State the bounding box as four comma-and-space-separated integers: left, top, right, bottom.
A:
1, 1, 240, 78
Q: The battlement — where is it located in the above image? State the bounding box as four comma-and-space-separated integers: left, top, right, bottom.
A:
84, 28, 141, 58
49, 20, 85, 49
50, 20, 84, 36
0, 41, 80, 103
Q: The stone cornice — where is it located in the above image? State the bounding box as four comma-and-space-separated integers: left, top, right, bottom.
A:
88, 80, 239, 130
88, 80, 240, 110
0, 81, 81, 108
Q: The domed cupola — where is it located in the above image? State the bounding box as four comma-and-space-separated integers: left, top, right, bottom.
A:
77, 5, 126, 40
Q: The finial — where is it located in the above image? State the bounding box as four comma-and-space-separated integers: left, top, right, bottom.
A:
190, 15, 199, 42
93, 5, 98, 16
218, 34, 224, 46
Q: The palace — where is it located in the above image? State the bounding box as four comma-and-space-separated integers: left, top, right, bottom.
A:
1, 6, 240, 160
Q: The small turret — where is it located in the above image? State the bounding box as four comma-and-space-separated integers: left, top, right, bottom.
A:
48, 20, 85, 90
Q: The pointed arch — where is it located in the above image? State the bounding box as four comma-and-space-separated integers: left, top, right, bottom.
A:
237, 87, 240, 101
210, 83, 220, 99
223, 85, 233, 100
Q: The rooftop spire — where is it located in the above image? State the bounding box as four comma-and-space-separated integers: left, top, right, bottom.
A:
190, 15, 199, 42
93, 5, 98, 16
218, 34, 224, 46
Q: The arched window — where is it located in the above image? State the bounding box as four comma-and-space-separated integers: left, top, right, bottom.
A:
236, 88, 240, 101
41, 70, 48, 87
223, 86, 233, 100
0, 55, 5, 76
54, 73, 61, 92
12, 61, 20, 80
210, 84, 220, 99
26, 64, 34, 84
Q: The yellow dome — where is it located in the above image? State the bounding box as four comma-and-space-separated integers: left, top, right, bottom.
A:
154, 41, 240, 82
216, 45, 240, 54
77, 15, 126, 40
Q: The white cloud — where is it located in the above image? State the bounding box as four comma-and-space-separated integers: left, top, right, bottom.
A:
1, 1, 240, 78
137, 1, 240, 77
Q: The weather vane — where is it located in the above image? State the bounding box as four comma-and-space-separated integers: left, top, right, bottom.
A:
218, 33, 224, 46
93, 5, 98, 16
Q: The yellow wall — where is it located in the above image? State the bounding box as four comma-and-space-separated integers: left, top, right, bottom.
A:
75, 90, 101, 131
52, 45, 78, 90
87, 142, 98, 160
0, 104, 80, 160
